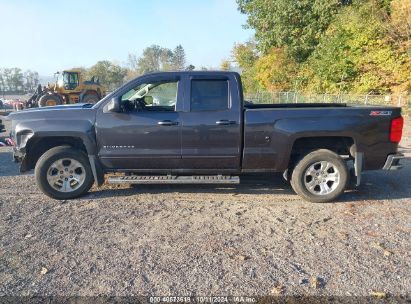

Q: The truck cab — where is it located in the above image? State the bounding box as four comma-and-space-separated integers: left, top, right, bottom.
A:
96, 72, 242, 173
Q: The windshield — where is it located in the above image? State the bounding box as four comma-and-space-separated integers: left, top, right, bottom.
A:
60, 72, 79, 90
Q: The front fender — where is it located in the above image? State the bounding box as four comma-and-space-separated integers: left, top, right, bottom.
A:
14, 118, 97, 155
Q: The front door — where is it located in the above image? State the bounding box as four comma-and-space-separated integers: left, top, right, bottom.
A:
96, 77, 182, 170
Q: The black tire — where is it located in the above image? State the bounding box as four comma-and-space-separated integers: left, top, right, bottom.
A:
39, 94, 62, 107
35, 146, 94, 200
290, 149, 349, 203
82, 93, 99, 104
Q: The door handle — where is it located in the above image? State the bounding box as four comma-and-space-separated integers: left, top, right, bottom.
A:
216, 120, 236, 125
158, 120, 179, 126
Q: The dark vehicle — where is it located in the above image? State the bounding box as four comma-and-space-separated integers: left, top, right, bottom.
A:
8, 72, 405, 202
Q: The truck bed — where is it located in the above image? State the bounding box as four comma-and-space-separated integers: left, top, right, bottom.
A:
242, 104, 402, 172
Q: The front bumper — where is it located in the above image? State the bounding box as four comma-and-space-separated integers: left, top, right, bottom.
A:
382, 153, 404, 170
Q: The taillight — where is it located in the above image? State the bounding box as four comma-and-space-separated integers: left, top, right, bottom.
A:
390, 116, 404, 143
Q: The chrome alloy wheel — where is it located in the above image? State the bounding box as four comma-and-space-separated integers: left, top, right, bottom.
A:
304, 161, 340, 196
46, 158, 86, 192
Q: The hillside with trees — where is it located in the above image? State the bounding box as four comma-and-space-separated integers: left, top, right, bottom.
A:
0, 45, 194, 94
3, 1, 410, 97
232, 0, 411, 94
0, 68, 39, 94
83, 44, 194, 91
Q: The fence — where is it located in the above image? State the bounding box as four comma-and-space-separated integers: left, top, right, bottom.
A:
244, 91, 411, 113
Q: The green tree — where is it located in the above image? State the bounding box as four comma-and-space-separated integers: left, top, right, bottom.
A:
2, 68, 11, 91
0, 69, 5, 94
129, 44, 192, 75
255, 48, 298, 91
6, 68, 24, 92
126, 53, 141, 79
133, 45, 173, 74
185, 64, 196, 71
171, 45, 187, 70
88, 61, 128, 90
23, 70, 39, 92
237, 0, 350, 62
220, 59, 232, 71
232, 41, 260, 92
388, 0, 411, 92
300, 2, 402, 93
389, 0, 411, 42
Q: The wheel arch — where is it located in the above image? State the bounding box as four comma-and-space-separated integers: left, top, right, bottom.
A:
22, 136, 88, 172
22, 134, 104, 186
284, 136, 356, 178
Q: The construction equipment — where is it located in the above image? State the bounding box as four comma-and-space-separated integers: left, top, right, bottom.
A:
27, 69, 106, 107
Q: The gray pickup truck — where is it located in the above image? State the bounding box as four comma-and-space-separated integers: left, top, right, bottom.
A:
8, 71, 404, 202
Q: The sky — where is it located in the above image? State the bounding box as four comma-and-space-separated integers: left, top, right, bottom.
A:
0, 0, 254, 76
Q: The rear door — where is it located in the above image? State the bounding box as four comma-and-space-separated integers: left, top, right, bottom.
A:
180, 75, 242, 171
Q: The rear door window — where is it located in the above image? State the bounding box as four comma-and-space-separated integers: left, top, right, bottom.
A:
191, 80, 229, 111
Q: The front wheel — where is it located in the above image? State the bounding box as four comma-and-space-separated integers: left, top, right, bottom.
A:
290, 149, 349, 203
39, 94, 62, 107
82, 93, 100, 104
35, 146, 94, 200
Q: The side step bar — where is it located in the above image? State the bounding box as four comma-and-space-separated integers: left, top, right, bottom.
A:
107, 175, 240, 185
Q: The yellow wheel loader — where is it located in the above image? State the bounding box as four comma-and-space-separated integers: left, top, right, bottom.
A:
27, 69, 106, 107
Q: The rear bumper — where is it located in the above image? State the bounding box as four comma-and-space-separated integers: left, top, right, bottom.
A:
382, 153, 404, 170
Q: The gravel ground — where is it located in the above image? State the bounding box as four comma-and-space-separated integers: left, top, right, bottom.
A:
0, 115, 410, 298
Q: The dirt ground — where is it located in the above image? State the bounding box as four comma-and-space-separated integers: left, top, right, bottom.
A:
0, 115, 410, 299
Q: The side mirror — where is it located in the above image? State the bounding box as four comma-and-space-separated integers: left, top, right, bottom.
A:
106, 97, 121, 113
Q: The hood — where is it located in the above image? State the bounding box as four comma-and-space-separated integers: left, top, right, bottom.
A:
7, 103, 94, 121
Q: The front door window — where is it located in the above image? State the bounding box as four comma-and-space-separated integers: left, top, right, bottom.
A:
121, 81, 178, 112
97, 78, 181, 170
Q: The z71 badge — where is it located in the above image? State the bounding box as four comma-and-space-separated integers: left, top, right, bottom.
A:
370, 111, 392, 116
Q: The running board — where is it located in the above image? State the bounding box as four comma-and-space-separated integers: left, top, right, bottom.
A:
107, 175, 240, 184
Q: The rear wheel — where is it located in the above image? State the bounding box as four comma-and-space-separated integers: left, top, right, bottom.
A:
39, 94, 62, 107
290, 149, 349, 203
82, 93, 99, 104
35, 146, 94, 200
